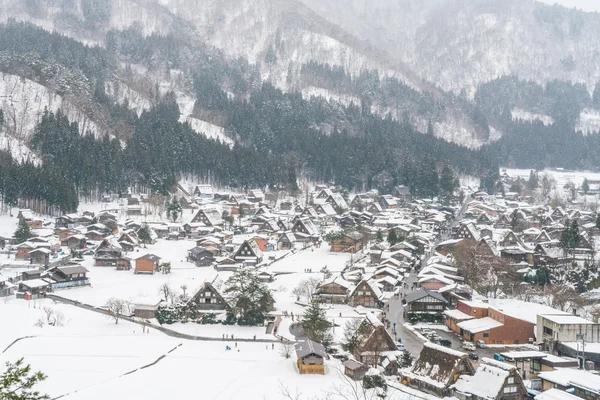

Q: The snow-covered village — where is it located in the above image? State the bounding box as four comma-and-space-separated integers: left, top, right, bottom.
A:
1, 168, 600, 400
4, 0, 600, 399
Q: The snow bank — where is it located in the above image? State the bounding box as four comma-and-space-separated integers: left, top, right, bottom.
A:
511, 108, 554, 126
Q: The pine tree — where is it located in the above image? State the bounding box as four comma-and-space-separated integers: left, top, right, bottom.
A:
387, 230, 398, 246
224, 269, 272, 325
375, 230, 383, 243
527, 170, 539, 190
14, 218, 33, 244
301, 301, 331, 343
0, 358, 49, 400
399, 350, 414, 368
439, 163, 456, 198
165, 196, 182, 222
137, 225, 152, 248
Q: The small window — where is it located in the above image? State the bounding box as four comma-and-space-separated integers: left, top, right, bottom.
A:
504, 387, 517, 394
483, 333, 489, 338
508, 377, 514, 384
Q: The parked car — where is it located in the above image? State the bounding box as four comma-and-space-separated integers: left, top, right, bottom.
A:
396, 343, 406, 351
468, 352, 479, 360
439, 339, 452, 348
462, 342, 476, 351
494, 353, 505, 362
476, 339, 487, 348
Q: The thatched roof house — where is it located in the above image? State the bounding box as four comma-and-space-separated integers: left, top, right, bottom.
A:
401, 342, 474, 397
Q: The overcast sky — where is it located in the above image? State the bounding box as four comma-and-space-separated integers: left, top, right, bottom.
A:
537, 0, 600, 12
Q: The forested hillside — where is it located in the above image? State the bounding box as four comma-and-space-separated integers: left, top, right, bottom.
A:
0, 20, 498, 214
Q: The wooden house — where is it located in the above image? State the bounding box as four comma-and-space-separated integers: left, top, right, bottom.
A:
193, 184, 213, 199
277, 232, 297, 250
133, 254, 161, 275
392, 185, 412, 202
18, 279, 52, 299
378, 195, 398, 209
66, 234, 86, 251
94, 238, 123, 266
454, 223, 481, 241
295, 340, 326, 375
452, 358, 528, 400
329, 231, 364, 253
232, 239, 264, 265
343, 359, 368, 381
355, 313, 398, 368
291, 218, 320, 242
191, 208, 223, 227
403, 289, 448, 316
188, 246, 217, 267
314, 276, 352, 304
326, 193, 349, 215
29, 248, 52, 265
247, 189, 265, 203
367, 202, 383, 214
47, 266, 90, 290
189, 281, 230, 311
15, 242, 37, 260
348, 279, 384, 308
402, 342, 475, 397
17, 209, 43, 229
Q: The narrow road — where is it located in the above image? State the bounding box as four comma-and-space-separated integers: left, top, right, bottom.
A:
385, 195, 473, 357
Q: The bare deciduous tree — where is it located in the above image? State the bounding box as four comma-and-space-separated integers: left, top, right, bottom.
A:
280, 342, 294, 359
159, 283, 172, 303
43, 307, 54, 325
292, 277, 321, 302
106, 298, 130, 324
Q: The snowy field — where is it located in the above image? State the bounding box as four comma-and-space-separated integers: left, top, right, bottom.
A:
0, 299, 414, 400
504, 168, 600, 189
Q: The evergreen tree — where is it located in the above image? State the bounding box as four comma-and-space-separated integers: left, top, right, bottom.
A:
596, 214, 600, 230
14, 218, 33, 244
583, 178, 590, 194
399, 350, 414, 368
439, 163, 457, 198
375, 230, 383, 243
165, 197, 182, 222
387, 230, 398, 246
301, 301, 331, 344
137, 225, 152, 248
527, 170, 539, 190
224, 269, 272, 325
0, 358, 49, 400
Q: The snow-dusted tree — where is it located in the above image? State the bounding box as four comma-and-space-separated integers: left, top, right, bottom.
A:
106, 298, 130, 324
165, 196, 182, 222
341, 318, 366, 354
0, 358, 49, 400
224, 269, 272, 325
137, 225, 152, 248
301, 301, 330, 344
14, 218, 33, 244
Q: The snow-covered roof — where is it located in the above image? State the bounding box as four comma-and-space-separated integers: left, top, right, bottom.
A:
500, 351, 548, 360
20, 279, 51, 289
457, 317, 503, 333
535, 388, 581, 400
452, 359, 512, 400
539, 314, 595, 325
538, 368, 600, 392
443, 309, 474, 321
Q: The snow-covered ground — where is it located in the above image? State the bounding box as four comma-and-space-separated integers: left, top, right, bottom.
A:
511, 108, 554, 126
0, 298, 414, 400
503, 168, 600, 189
576, 108, 600, 135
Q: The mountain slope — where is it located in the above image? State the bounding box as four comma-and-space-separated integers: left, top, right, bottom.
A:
297, 0, 600, 94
